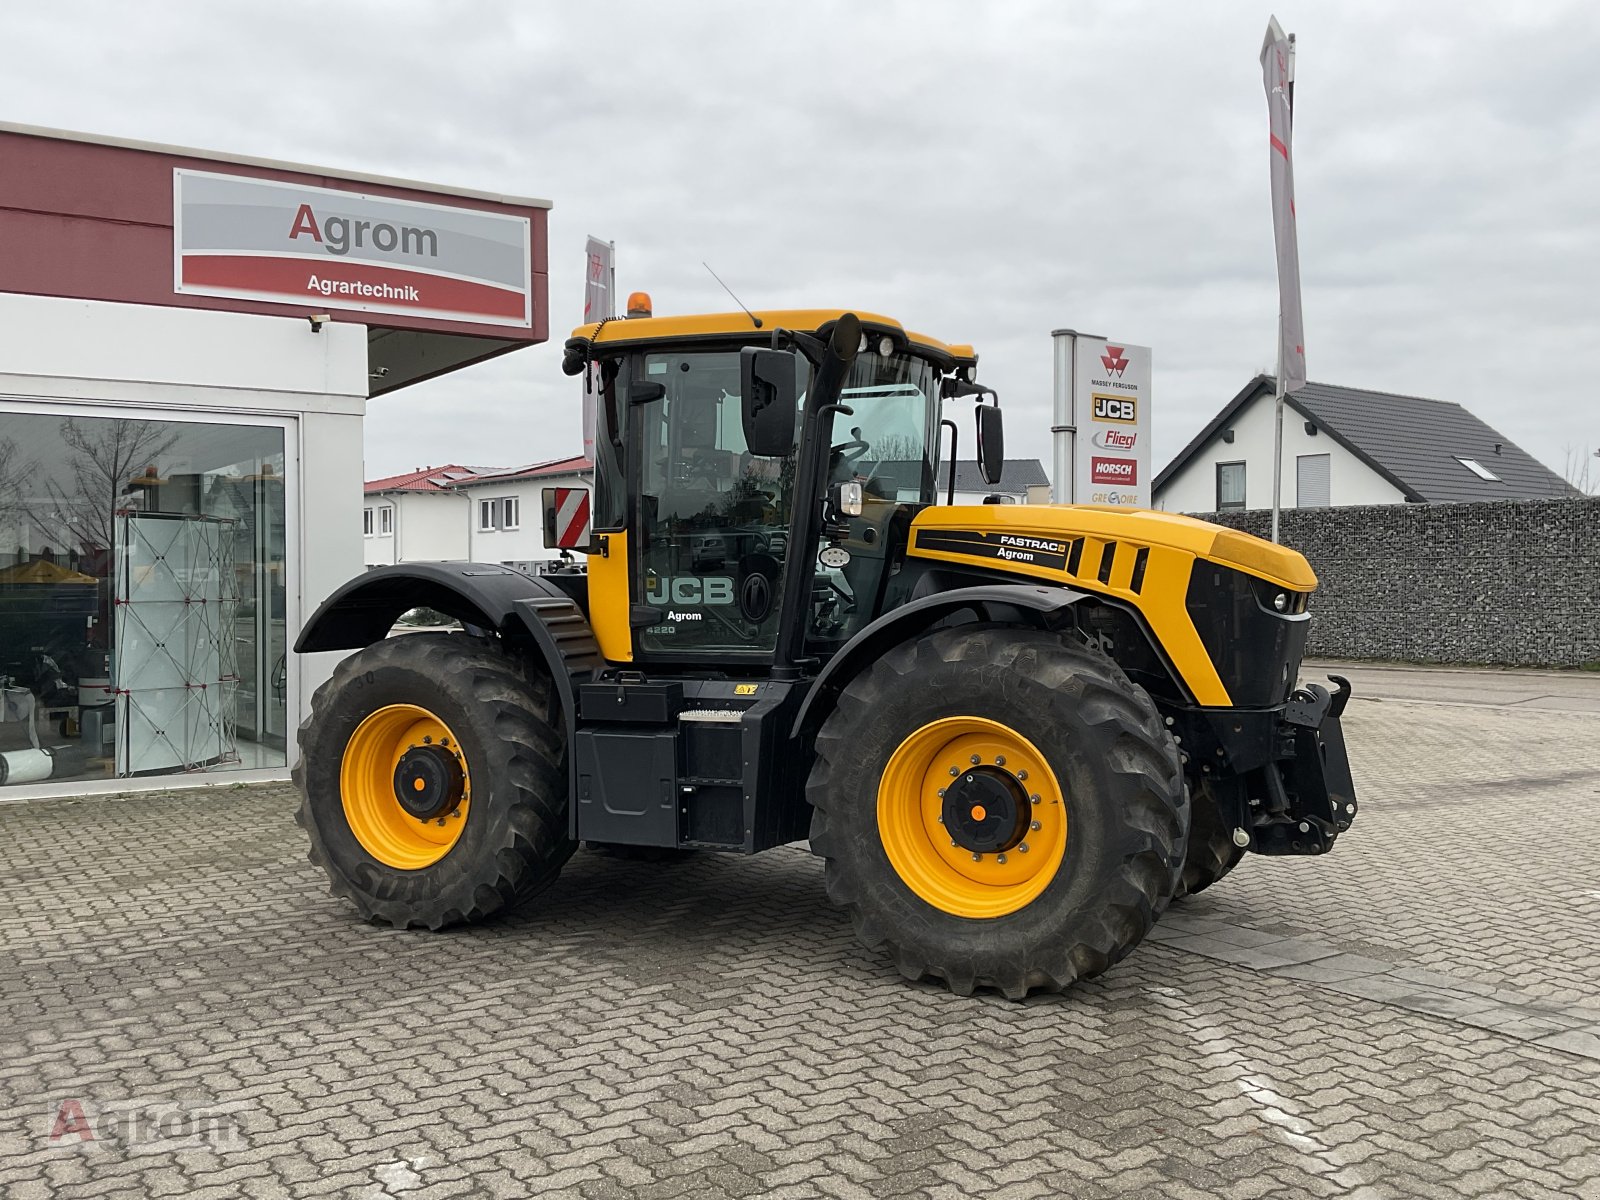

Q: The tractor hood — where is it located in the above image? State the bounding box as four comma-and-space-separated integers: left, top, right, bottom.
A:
909, 505, 1316, 592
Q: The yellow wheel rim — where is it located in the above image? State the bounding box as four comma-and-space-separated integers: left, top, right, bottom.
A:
877, 716, 1067, 919
340, 704, 471, 870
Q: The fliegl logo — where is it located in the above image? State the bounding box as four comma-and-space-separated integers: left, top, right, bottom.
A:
1091, 428, 1137, 451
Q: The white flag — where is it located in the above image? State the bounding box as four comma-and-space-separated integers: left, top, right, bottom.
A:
582, 237, 613, 461
1261, 18, 1306, 393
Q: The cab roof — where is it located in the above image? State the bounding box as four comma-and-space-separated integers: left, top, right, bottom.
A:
568, 309, 975, 372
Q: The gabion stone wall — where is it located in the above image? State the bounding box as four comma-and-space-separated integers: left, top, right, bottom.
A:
1201, 497, 1600, 668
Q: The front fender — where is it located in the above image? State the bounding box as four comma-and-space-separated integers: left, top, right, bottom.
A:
792, 583, 1090, 739
295, 562, 583, 653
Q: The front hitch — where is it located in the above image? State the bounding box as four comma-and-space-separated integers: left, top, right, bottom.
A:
1174, 675, 1359, 857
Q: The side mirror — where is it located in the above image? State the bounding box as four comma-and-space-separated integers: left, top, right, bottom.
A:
741, 347, 799, 457
976, 404, 1004, 486
542, 486, 596, 554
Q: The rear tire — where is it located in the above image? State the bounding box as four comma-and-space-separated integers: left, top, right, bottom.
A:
293, 633, 574, 929
1176, 781, 1246, 897
808, 627, 1187, 998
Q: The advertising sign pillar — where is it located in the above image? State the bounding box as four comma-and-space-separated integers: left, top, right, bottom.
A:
1050, 330, 1152, 508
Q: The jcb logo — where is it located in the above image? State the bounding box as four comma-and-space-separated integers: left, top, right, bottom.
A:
645, 576, 735, 606
1092, 394, 1137, 424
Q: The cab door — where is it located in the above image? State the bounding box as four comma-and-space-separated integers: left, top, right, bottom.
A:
630, 348, 798, 663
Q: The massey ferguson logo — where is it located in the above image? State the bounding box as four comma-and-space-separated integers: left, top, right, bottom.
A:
1091, 428, 1137, 451
1100, 346, 1130, 376
1090, 456, 1138, 485
1092, 395, 1138, 424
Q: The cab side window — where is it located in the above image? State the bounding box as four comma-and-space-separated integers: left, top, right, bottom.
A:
635, 351, 795, 656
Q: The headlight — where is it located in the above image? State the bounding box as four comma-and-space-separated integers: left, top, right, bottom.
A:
838, 481, 864, 516
1273, 592, 1289, 612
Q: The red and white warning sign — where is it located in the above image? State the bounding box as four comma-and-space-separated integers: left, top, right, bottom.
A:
544, 487, 591, 549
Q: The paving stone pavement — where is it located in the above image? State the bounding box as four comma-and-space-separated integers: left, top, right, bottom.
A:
2, 692, 1599, 1198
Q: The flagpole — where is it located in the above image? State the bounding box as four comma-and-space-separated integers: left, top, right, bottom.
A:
1271, 354, 1284, 543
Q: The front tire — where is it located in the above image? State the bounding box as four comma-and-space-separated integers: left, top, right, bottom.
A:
293, 634, 574, 929
808, 627, 1187, 998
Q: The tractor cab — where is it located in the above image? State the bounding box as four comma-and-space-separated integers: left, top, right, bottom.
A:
555, 303, 999, 670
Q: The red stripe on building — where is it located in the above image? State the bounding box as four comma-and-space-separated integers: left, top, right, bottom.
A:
180, 255, 526, 320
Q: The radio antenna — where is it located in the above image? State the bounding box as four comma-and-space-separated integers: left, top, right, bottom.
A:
703, 262, 763, 328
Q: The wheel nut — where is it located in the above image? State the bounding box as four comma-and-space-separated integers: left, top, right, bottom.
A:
1016, 770, 1028, 781
1030, 820, 1041, 831
996, 853, 1008, 864
970, 754, 981, 765
1017, 843, 1028, 854
949, 767, 959, 777
1030, 794, 1041, 805
937, 788, 946, 798
971, 852, 982, 862
995, 755, 1006, 766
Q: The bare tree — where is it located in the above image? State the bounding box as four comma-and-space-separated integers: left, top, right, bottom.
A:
32, 418, 180, 553
0, 437, 31, 520
1562, 445, 1598, 496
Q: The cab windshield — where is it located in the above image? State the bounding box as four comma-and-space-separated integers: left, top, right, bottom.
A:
825, 352, 941, 506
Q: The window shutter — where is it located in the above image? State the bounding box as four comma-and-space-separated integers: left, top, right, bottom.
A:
1296, 454, 1331, 508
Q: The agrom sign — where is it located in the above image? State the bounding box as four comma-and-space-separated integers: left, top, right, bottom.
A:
173, 170, 533, 327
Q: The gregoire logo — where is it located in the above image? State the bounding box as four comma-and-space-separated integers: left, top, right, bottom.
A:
1100, 346, 1130, 377
174, 170, 533, 327
1090, 456, 1138, 485
1091, 394, 1138, 424
1091, 428, 1138, 451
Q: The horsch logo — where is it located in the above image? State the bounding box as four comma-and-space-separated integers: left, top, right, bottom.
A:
1090, 456, 1138, 485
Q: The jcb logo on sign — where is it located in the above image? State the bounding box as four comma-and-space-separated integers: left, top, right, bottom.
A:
1092, 394, 1137, 424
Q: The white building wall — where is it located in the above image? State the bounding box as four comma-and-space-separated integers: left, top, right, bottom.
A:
465, 472, 590, 565
0, 294, 369, 790
1156, 389, 1406, 513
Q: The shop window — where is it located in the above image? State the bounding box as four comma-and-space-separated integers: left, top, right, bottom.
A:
362, 506, 374, 536
0, 410, 288, 791
1216, 461, 1246, 511
378, 505, 393, 535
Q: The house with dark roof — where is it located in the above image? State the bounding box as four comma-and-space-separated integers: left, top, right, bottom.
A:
1153, 376, 1577, 513
935, 458, 1052, 504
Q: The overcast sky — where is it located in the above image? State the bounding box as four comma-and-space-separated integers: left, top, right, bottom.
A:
5, 1, 1597, 485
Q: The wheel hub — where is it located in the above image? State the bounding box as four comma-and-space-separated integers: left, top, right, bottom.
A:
393, 743, 465, 821
943, 767, 1029, 853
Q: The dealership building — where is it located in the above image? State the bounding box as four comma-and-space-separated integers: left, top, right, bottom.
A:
0, 123, 549, 800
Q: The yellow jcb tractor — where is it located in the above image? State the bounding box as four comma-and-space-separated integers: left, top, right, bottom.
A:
293, 304, 1356, 998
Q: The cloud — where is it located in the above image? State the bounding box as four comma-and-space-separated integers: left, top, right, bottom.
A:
4, 0, 1596, 482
